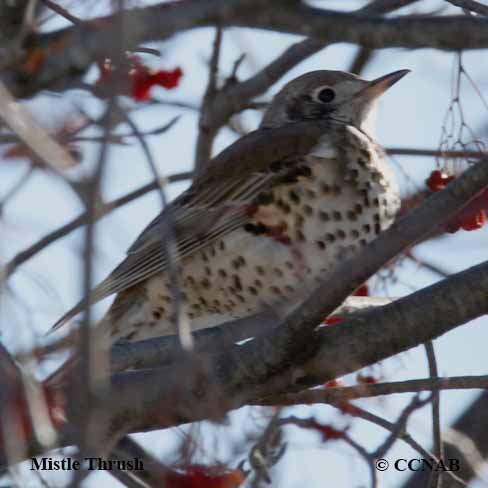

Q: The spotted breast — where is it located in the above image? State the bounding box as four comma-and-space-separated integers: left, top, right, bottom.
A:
106, 124, 400, 342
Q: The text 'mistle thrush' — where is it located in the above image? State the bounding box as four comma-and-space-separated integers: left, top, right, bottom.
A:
52, 69, 408, 346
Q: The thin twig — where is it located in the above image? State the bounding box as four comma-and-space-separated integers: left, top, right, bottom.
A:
374, 394, 432, 458
386, 147, 487, 158
336, 403, 466, 487
357, 0, 419, 15
406, 251, 451, 279
121, 111, 192, 349
70, 97, 116, 488
425, 342, 443, 488
445, 0, 488, 16
0, 166, 35, 215
39, 0, 82, 25
348, 46, 375, 74
4, 169, 191, 279
132, 47, 161, 56
194, 26, 223, 170
344, 436, 378, 488
256, 375, 488, 405
0, 82, 79, 171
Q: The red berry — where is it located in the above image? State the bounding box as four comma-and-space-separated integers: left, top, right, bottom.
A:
324, 379, 343, 388
131, 69, 153, 101
356, 373, 379, 385
461, 210, 486, 231
426, 171, 487, 233
131, 66, 183, 100
310, 421, 347, 441
426, 170, 455, 192
153, 67, 183, 89
324, 316, 344, 325
445, 206, 487, 233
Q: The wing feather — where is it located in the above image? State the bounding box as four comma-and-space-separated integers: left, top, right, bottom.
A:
50, 173, 274, 330
50, 120, 327, 331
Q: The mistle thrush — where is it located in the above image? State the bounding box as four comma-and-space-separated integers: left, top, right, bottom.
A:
52, 69, 408, 345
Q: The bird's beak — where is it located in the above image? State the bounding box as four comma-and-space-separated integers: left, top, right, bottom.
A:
359, 69, 410, 101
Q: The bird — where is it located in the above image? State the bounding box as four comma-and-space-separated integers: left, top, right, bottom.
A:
51, 69, 408, 348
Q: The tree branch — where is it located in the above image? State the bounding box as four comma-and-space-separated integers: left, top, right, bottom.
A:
4, 170, 191, 279
403, 391, 488, 487
445, 0, 488, 16
87, 147, 488, 437
232, 155, 488, 392
6, 1, 488, 98
4, 125, 488, 470
20, 252, 478, 472
3, 257, 488, 468
109, 297, 392, 372
194, 26, 223, 170
259, 375, 488, 405
80, 257, 488, 437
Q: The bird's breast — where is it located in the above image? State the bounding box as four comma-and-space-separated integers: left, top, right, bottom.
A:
123, 131, 401, 341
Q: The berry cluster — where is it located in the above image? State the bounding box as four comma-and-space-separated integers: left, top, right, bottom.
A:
96, 54, 182, 101
165, 465, 244, 488
426, 170, 487, 232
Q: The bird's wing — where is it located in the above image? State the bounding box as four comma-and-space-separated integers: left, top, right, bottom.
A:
50, 123, 328, 331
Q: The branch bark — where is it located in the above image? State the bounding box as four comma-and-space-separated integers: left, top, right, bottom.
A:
2, 256, 488, 469
90, 149, 488, 432
445, 0, 488, 16
86, 257, 488, 436
3, 122, 488, 468
5, 1, 488, 98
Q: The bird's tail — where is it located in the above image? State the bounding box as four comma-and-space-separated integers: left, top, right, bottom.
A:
49, 298, 90, 333
44, 315, 112, 391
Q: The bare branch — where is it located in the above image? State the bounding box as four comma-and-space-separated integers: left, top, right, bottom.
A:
260, 375, 488, 405
425, 342, 443, 488
445, 0, 488, 16
358, 0, 419, 14
39, 0, 82, 25
84, 257, 488, 435
7, 1, 488, 99
386, 147, 487, 158
240, 155, 488, 386
109, 297, 392, 372
190, 0, 419, 165
195, 26, 224, 169
4, 170, 191, 279
407, 251, 452, 278
0, 81, 78, 170
373, 394, 432, 459
3, 257, 488, 468
403, 391, 488, 487
348, 46, 375, 75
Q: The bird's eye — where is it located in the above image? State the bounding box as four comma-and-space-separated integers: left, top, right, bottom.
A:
317, 88, 336, 103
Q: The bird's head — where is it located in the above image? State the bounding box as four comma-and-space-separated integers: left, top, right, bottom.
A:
260, 69, 410, 132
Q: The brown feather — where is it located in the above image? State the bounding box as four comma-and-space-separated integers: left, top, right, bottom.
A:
50, 122, 328, 331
